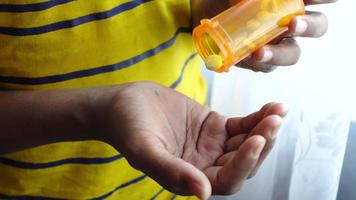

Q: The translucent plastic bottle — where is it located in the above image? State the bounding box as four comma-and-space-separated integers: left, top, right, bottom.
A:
193, 0, 305, 72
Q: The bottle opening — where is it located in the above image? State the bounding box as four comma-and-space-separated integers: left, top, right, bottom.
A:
193, 19, 235, 72
200, 32, 221, 57
193, 21, 228, 71
199, 32, 224, 71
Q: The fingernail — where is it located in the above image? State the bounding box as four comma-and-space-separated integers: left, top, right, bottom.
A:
295, 18, 308, 35
258, 48, 273, 63
252, 136, 266, 157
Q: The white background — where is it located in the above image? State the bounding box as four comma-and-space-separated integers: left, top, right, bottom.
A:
211, 0, 356, 120
210, 0, 356, 199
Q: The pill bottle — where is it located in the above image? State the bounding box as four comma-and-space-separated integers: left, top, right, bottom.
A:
193, 0, 305, 72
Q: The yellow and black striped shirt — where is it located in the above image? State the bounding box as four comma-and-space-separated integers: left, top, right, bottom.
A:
0, 0, 206, 199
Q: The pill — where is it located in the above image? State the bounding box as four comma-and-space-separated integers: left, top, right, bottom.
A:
246, 19, 261, 29
204, 54, 223, 71
256, 11, 272, 21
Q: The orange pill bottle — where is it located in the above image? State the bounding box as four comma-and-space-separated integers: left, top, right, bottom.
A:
193, 0, 305, 72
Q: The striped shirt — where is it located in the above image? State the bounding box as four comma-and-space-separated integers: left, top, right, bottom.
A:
0, 0, 206, 199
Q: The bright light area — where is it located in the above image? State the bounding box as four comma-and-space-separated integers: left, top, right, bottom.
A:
295, 1, 356, 120
211, 0, 356, 121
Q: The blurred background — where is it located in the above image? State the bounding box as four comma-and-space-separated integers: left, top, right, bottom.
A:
207, 0, 356, 199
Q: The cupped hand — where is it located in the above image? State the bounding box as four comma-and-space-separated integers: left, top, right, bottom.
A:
98, 82, 288, 199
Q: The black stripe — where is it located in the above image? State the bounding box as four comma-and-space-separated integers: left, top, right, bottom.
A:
0, 54, 197, 200
91, 175, 147, 200
0, 154, 123, 169
150, 188, 165, 200
0, 194, 60, 200
0, 0, 151, 36
0, 54, 196, 170
0, 27, 192, 85
169, 53, 197, 89
0, 0, 73, 13
0, 175, 147, 200
170, 194, 177, 200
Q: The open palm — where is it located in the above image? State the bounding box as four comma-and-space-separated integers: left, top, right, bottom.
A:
106, 82, 287, 199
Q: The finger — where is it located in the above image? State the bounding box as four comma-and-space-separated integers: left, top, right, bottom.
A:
252, 38, 301, 66
129, 142, 211, 200
215, 150, 236, 166
226, 103, 275, 136
248, 115, 283, 178
288, 11, 328, 37
240, 38, 301, 72
304, 0, 337, 6
204, 135, 266, 195
226, 103, 287, 136
225, 134, 248, 152
238, 56, 277, 73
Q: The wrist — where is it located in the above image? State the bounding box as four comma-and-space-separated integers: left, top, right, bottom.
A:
53, 88, 106, 142
84, 84, 130, 145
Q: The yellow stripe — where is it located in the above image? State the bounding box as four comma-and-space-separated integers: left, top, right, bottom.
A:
0, 44, 206, 168
106, 178, 161, 200
0, 0, 46, 4
155, 190, 200, 200
176, 196, 200, 200
0, 34, 195, 89
175, 55, 207, 105
156, 190, 175, 200
0, 0, 206, 198
0, 56, 207, 198
0, 0, 191, 77
2, 141, 117, 163
0, 0, 130, 28
0, 157, 146, 199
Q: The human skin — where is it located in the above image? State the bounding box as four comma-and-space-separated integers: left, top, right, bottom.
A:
191, 0, 335, 72
0, 0, 337, 198
0, 81, 287, 199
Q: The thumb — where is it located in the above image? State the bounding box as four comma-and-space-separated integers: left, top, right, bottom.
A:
136, 146, 211, 199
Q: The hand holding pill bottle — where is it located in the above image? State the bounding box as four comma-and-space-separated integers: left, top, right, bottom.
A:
193, 0, 305, 72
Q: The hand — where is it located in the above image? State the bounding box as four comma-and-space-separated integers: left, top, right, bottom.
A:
191, 0, 336, 72
96, 82, 288, 199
